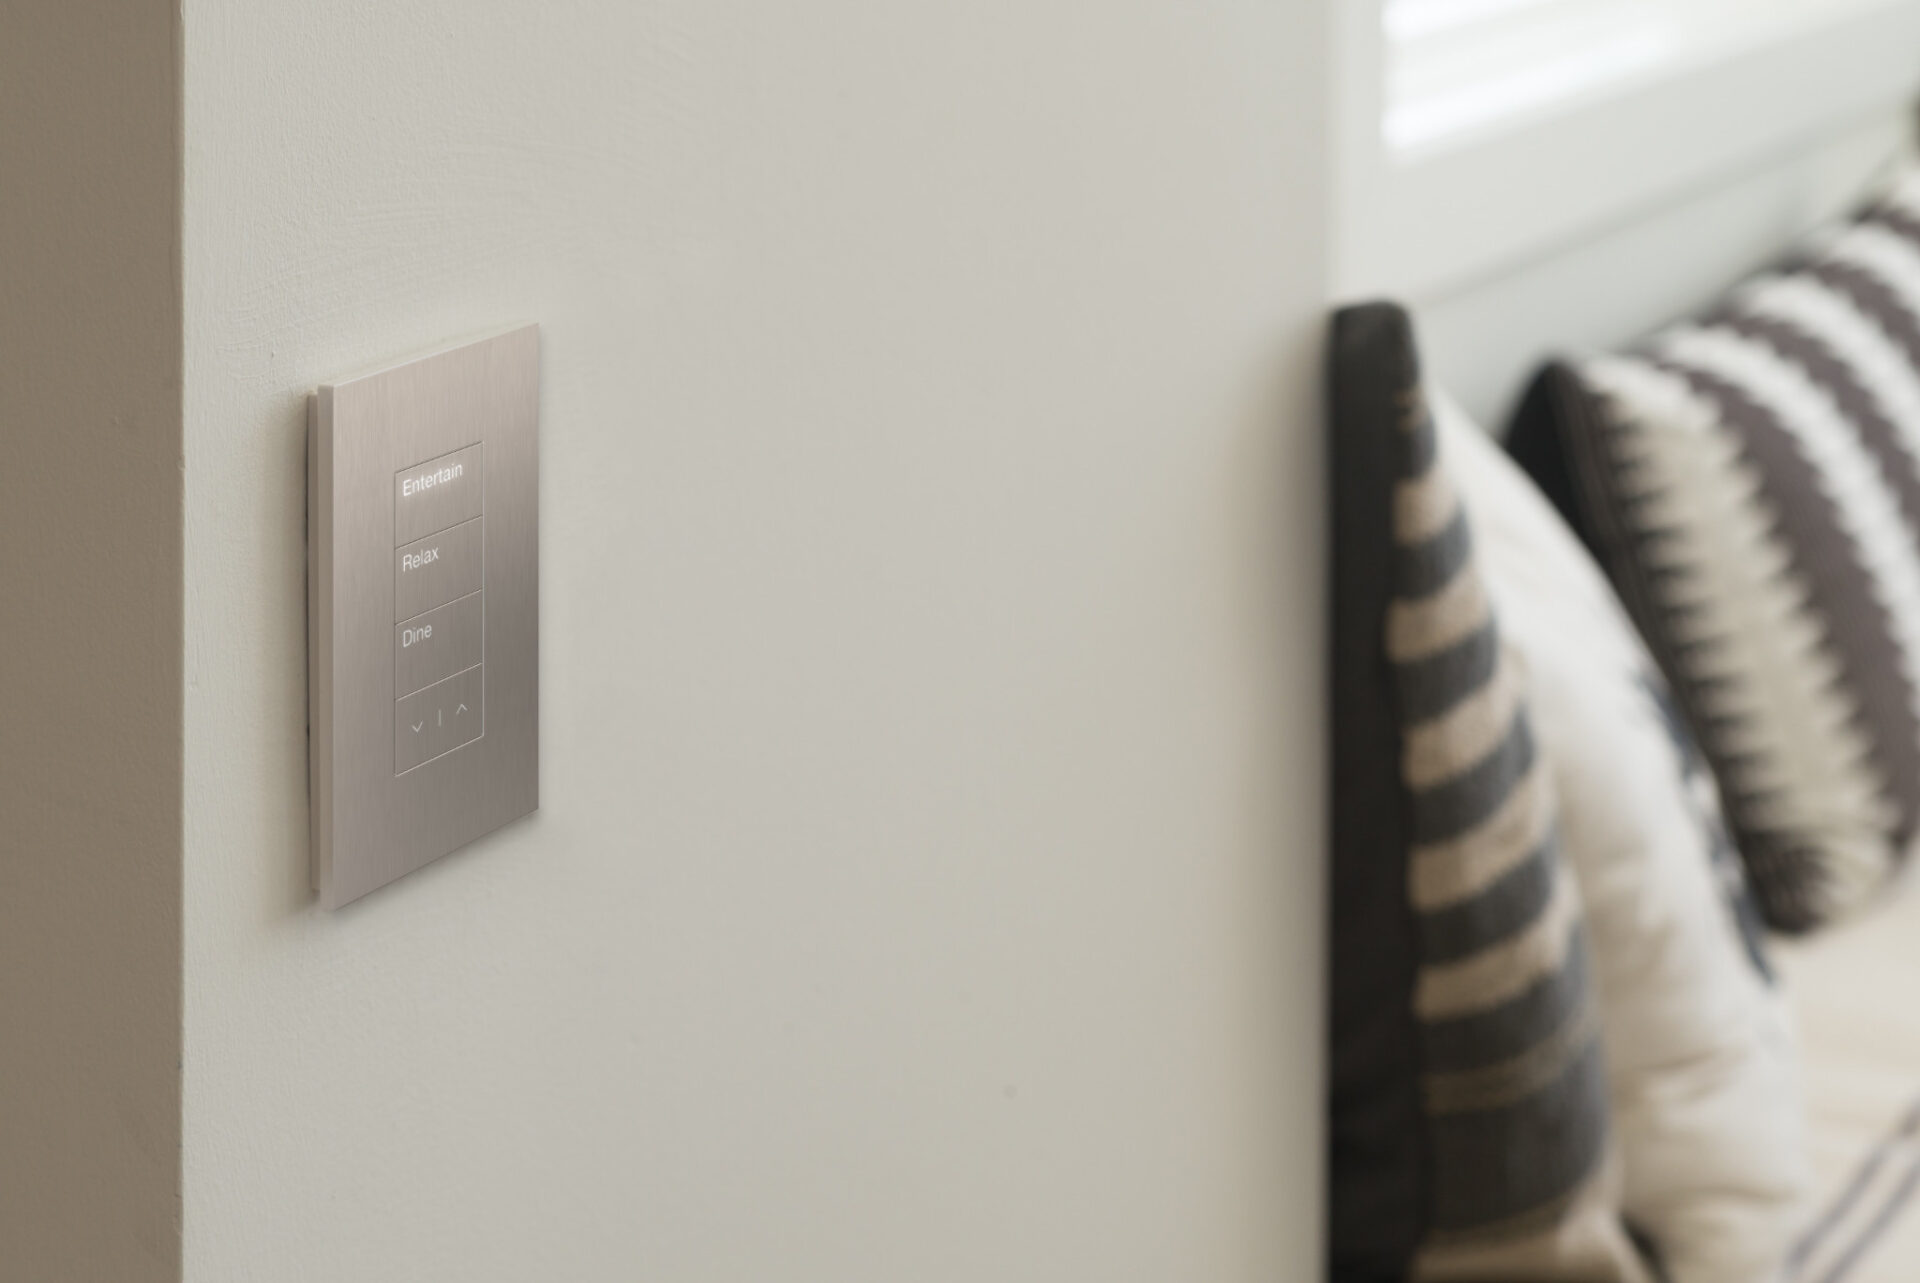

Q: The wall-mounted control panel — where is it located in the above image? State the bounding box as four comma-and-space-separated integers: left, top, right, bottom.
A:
309, 326, 539, 908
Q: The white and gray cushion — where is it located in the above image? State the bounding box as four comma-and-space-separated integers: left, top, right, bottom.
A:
1509, 169, 1920, 932
1442, 393, 1806, 1283
1332, 302, 1649, 1282
1391, 386, 1642, 1282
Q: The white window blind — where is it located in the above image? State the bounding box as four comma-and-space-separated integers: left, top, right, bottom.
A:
1384, 0, 1896, 152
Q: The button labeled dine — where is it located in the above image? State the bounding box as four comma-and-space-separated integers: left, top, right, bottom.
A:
396, 663, 484, 773
395, 591, 483, 697
395, 442, 483, 544
396, 515, 483, 621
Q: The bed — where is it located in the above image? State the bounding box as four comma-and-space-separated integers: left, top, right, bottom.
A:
1779, 882, 1920, 1281
1332, 71, 1920, 1279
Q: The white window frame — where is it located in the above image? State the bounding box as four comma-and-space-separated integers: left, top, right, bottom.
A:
1334, 0, 1920, 302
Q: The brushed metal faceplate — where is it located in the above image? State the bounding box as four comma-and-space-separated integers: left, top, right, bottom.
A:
308, 326, 539, 908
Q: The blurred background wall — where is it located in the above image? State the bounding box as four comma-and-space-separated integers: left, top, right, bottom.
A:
0, 3, 183, 1278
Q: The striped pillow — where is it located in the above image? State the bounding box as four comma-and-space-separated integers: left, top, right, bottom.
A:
1331, 304, 1647, 1282
1438, 391, 1805, 1283
1510, 169, 1920, 932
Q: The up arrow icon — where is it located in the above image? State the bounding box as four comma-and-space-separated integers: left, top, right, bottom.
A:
456, 703, 469, 715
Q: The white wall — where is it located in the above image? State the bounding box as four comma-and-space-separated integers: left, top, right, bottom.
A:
1420, 113, 1911, 428
181, 4, 1330, 1280
1, 4, 182, 1278
1330, 0, 1919, 429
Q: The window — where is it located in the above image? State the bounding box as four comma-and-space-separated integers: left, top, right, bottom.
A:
1337, 0, 1920, 297
1384, 0, 1898, 152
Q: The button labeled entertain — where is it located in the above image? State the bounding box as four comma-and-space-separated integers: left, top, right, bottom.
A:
395, 591, 483, 696
395, 442, 483, 544
395, 516, 483, 621
396, 663, 484, 772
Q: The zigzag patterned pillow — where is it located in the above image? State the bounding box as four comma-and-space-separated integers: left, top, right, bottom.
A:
1509, 168, 1920, 932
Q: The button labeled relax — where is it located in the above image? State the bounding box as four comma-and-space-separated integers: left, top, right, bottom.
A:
395, 442, 484, 545
395, 515, 483, 621
395, 663, 484, 772
395, 591, 483, 697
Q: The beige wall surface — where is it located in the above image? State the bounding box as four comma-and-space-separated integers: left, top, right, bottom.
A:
182, 3, 1327, 1279
0, 2, 184, 1279
1418, 113, 1910, 428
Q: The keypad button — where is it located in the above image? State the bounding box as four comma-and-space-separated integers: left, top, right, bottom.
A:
395, 664, 484, 773
395, 515, 483, 621
395, 442, 483, 545
395, 591, 482, 697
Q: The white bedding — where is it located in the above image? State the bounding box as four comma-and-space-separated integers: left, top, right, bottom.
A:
1776, 883, 1920, 1283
